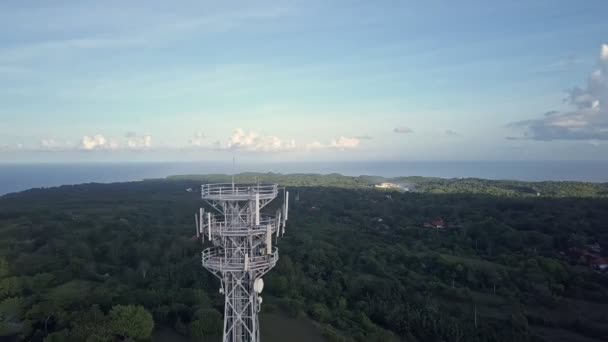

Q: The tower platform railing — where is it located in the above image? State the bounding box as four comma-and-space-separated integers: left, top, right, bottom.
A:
202, 247, 279, 273
201, 183, 278, 201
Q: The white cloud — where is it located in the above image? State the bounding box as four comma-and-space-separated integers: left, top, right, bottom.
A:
127, 133, 152, 149
329, 136, 360, 150
40, 139, 57, 149
303, 137, 362, 151
189, 132, 206, 147
75, 133, 152, 151
304, 141, 325, 151
7, 129, 363, 154
510, 44, 608, 140
223, 129, 361, 152
394, 127, 413, 134
80, 134, 118, 150
38, 138, 76, 151
0, 142, 28, 151
227, 128, 296, 152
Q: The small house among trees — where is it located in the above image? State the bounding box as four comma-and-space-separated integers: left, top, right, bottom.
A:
591, 258, 608, 272
424, 218, 446, 229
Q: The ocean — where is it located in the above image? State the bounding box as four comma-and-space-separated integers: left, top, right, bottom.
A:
0, 161, 607, 196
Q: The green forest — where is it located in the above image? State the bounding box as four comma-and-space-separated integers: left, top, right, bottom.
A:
0, 174, 607, 341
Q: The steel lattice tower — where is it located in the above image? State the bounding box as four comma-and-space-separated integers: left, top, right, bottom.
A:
194, 183, 288, 342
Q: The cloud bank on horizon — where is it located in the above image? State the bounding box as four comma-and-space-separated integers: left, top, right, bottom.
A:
0, 1, 607, 161
23, 129, 362, 155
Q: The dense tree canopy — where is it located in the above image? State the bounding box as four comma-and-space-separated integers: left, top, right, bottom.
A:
0, 173, 606, 341
108, 305, 154, 340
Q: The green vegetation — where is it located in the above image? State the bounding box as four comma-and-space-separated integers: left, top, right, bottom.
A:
108, 305, 155, 340
268, 186, 608, 341
390, 176, 608, 198
0, 180, 217, 341
168, 172, 608, 198
0, 173, 607, 341
166, 173, 381, 190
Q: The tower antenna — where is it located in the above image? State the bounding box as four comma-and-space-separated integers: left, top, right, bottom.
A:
232, 155, 235, 190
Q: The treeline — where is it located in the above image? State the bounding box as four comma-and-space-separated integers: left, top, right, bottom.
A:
167, 173, 608, 198
392, 176, 608, 198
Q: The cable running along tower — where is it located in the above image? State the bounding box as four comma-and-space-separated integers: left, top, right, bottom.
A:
195, 182, 289, 342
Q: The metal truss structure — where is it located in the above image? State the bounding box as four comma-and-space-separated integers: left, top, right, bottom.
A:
195, 183, 288, 342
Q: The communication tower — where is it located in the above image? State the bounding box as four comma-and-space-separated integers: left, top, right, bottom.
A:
194, 182, 289, 342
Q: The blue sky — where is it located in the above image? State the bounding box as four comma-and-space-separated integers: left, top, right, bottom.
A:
0, 0, 607, 162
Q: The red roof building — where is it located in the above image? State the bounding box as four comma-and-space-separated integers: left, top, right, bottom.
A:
591, 258, 608, 271
424, 218, 446, 229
